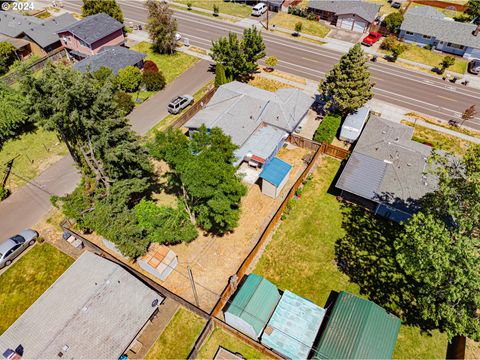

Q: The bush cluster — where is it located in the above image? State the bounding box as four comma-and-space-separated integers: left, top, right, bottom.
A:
114, 91, 135, 115
142, 70, 166, 91
287, 6, 317, 20
313, 113, 342, 144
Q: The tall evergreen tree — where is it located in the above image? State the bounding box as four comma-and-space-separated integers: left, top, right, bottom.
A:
145, 0, 177, 54
81, 0, 124, 23
20, 64, 151, 193
319, 44, 374, 116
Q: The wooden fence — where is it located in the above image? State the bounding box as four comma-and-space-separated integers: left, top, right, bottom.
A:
1, 47, 67, 85
60, 222, 211, 321
319, 142, 350, 160
288, 134, 350, 160
171, 86, 217, 129
187, 318, 282, 359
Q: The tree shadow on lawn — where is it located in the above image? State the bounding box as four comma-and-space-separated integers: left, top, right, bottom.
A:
335, 202, 440, 334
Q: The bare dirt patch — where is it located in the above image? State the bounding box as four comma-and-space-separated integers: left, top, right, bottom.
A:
74, 145, 310, 312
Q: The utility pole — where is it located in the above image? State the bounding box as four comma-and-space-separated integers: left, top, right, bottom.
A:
266, 0, 269, 30
187, 266, 200, 308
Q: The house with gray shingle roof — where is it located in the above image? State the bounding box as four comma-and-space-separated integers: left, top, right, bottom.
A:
0, 12, 76, 56
74, 46, 146, 74
308, 0, 381, 33
0, 251, 163, 359
399, 6, 480, 59
336, 117, 437, 222
57, 13, 125, 59
185, 81, 314, 168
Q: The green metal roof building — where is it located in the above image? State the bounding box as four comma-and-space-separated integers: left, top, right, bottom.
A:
224, 274, 281, 339
313, 291, 401, 359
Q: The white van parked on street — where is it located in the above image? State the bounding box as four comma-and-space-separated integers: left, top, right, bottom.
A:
252, 2, 267, 16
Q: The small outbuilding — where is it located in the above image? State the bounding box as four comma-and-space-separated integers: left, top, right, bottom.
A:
259, 157, 292, 199
313, 291, 401, 359
138, 243, 178, 281
224, 274, 281, 339
261, 290, 326, 359
339, 106, 370, 143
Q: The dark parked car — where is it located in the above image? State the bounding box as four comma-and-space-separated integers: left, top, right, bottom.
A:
0, 229, 38, 269
468, 59, 480, 75
167, 95, 194, 114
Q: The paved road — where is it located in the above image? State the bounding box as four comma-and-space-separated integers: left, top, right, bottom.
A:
0, 60, 213, 240
63, 0, 480, 129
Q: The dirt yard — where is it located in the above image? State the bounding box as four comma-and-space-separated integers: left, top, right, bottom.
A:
74, 144, 310, 312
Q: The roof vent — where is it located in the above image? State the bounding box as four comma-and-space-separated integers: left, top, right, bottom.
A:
407, 163, 412, 166
394, 137, 399, 142
57, 352, 63, 358
62, 345, 69, 353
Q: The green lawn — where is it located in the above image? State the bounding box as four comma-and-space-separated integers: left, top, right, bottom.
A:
403, 120, 472, 156
398, 44, 468, 74
197, 328, 269, 359
145, 307, 206, 359
0, 243, 73, 334
174, 0, 252, 17
0, 128, 67, 192
366, 0, 402, 16
130, 42, 199, 84
254, 157, 448, 359
269, 12, 330, 38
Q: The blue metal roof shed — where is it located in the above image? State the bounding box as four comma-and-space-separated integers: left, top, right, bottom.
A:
259, 157, 293, 199
261, 290, 326, 360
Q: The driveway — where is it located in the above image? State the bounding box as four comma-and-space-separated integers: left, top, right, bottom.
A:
327, 28, 364, 43
0, 60, 214, 240
129, 59, 213, 135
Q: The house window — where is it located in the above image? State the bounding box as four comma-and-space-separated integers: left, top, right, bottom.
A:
446, 42, 465, 50
422, 35, 432, 39
406, 31, 414, 35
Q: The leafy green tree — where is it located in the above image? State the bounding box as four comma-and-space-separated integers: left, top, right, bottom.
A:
145, 0, 177, 54
242, 26, 266, 72
210, 27, 266, 80
93, 66, 114, 85
215, 62, 228, 87
116, 66, 142, 92
319, 44, 374, 116
380, 35, 397, 51
390, 43, 405, 62
81, 0, 124, 23
439, 55, 455, 74
135, 199, 198, 244
384, 12, 404, 34
394, 146, 480, 341
466, 0, 480, 19
114, 91, 135, 115
313, 113, 341, 143
395, 212, 480, 341
294, 21, 303, 34
142, 70, 166, 91
0, 82, 29, 149
149, 126, 246, 234
265, 55, 278, 71
0, 42, 17, 75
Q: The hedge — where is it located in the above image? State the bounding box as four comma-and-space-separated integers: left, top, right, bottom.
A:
313, 113, 342, 144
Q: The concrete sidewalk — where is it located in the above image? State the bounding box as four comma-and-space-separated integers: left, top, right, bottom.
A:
0, 60, 213, 240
